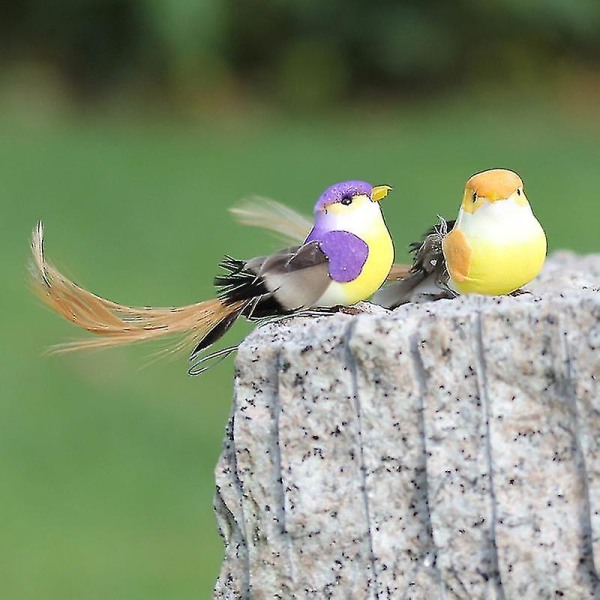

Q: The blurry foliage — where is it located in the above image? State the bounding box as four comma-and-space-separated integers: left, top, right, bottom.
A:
1, 0, 599, 109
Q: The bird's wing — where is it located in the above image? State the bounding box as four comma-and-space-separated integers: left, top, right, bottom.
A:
237, 242, 331, 313
373, 218, 455, 309
229, 197, 313, 244
318, 230, 369, 283
441, 226, 472, 284
275, 242, 333, 309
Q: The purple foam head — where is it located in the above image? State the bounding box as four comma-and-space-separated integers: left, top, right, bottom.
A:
313, 180, 373, 214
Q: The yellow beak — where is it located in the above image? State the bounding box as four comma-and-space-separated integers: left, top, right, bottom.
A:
371, 184, 392, 202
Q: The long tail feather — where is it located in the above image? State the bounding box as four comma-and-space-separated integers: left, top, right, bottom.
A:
30, 222, 245, 354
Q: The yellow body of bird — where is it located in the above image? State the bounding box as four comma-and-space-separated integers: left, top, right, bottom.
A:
326, 222, 395, 305
313, 194, 395, 306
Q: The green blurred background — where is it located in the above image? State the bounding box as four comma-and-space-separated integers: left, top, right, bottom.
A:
1, 1, 599, 598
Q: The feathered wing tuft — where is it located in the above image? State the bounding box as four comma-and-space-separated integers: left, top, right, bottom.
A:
229, 197, 313, 244
29, 222, 246, 354
373, 218, 455, 309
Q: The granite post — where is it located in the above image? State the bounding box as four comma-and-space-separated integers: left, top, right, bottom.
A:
214, 253, 600, 600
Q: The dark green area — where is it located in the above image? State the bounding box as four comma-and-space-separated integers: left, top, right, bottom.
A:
1, 101, 599, 598
2, 0, 599, 109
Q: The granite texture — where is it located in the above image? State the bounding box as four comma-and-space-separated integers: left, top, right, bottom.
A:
214, 254, 600, 599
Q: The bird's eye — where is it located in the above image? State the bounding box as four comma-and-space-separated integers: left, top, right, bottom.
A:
340, 196, 353, 206
516, 188, 522, 196
472, 191, 477, 203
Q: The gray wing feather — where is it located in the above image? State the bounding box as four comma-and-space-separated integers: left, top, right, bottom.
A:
245, 242, 331, 311
374, 218, 452, 309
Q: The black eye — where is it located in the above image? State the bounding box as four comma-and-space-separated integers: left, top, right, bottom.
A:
516, 188, 522, 196
472, 191, 477, 203
340, 196, 353, 206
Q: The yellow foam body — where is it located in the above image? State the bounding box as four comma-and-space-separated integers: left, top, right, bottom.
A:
444, 197, 547, 295
316, 196, 394, 307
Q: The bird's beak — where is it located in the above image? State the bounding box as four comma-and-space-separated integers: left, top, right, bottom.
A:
371, 185, 392, 202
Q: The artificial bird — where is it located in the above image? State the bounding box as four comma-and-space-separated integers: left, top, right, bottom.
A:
374, 168, 547, 308
31, 180, 394, 374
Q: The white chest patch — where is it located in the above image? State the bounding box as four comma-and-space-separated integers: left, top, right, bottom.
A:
456, 199, 540, 245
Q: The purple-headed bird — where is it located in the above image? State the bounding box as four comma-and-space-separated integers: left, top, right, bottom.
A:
31, 181, 394, 373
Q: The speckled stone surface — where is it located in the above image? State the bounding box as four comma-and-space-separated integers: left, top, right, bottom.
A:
214, 254, 600, 599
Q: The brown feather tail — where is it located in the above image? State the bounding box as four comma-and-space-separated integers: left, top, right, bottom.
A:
30, 222, 246, 354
